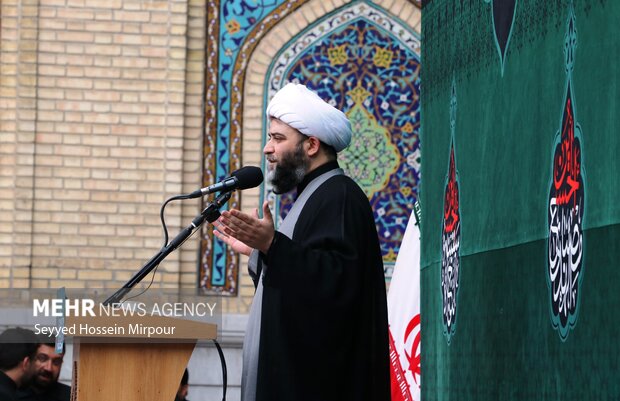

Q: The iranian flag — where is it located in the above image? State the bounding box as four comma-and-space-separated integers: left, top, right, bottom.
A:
388, 204, 421, 401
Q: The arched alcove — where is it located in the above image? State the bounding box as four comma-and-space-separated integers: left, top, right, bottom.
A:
201, 0, 421, 300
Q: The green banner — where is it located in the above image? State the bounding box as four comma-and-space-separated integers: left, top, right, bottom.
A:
421, 0, 620, 398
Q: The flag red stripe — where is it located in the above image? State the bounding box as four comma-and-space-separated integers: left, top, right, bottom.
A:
389, 328, 413, 401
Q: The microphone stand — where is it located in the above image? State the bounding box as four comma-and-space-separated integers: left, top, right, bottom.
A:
103, 191, 232, 306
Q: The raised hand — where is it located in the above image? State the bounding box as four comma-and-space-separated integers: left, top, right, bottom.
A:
213, 227, 253, 256
215, 201, 274, 255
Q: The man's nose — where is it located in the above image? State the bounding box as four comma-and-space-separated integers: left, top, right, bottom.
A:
263, 143, 273, 154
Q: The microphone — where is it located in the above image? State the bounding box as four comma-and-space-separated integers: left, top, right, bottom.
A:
187, 166, 263, 198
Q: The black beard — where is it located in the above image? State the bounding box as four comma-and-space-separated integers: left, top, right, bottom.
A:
269, 141, 309, 194
31, 372, 56, 393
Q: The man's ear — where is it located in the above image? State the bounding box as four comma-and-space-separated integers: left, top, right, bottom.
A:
306, 136, 321, 157
20, 356, 30, 372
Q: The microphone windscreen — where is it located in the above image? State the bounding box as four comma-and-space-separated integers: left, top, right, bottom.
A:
231, 166, 264, 190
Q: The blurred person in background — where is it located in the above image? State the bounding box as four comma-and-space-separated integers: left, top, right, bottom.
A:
0, 327, 39, 401
17, 336, 70, 401
174, 369, 189, 401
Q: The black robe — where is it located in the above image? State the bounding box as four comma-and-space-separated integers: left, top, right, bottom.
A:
253, 161, 390, 401
17, 381, 71, 401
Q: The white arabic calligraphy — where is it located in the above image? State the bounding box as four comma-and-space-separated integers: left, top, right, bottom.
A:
442, 221, 460, 333
548, 196, 583, 326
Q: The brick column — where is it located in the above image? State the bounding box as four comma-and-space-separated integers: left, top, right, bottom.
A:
0, 0, 40, 287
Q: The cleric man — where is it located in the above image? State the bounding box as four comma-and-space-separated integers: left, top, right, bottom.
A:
215, 83, 390, 401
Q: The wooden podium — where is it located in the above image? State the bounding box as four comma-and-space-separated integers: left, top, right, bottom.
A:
65, 315, 217, 401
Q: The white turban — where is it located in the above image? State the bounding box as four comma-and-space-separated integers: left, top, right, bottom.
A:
266, 83, 352, 152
